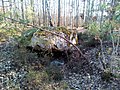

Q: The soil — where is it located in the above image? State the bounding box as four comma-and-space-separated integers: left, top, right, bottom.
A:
0, 40, 120, 90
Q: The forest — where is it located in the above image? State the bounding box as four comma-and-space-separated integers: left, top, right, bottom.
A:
0, 0, 120, 90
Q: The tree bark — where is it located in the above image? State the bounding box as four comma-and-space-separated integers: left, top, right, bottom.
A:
25, 0, 28, 20
76, 0, 79, 28
83, 0, 86, 22
9, 0, 12, 19
63, 0, 66, 26
30, 0, 34, 25
42, 0, 45, 25
2, 0, 5, 15
57, 0, 60, 26
21, 0, 24, 20
45, 0, 53, 27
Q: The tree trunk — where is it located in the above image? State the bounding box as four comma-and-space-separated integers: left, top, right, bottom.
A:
9, 0, 12, 19
87, 0, 90, 23
2, 0, 5, 15
90, 0, 94, 18
42, 0, 45, 25
21, 0, 24, 20
63, 0, 66, 26
83, 0, 86, 22
25, 0, 28, 20
37, 0, 41, 26
57, 0, 60, 26
45, 0, 53, 27
99, 0, 102, 26
30, 0, 35, 25
76, 0, 79, 28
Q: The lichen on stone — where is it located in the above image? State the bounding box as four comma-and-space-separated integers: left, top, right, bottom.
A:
29, 26, 77, 51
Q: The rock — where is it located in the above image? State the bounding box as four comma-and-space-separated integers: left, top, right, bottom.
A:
29, 27, 78, 51
50, 60, 64, 67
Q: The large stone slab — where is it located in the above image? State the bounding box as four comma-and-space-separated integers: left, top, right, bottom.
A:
29, 27, 78, 51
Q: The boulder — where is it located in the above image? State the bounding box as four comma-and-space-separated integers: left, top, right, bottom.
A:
29, 27, 78, 51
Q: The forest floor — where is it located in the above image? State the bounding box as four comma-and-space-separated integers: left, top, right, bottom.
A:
0, 39, 120, 90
